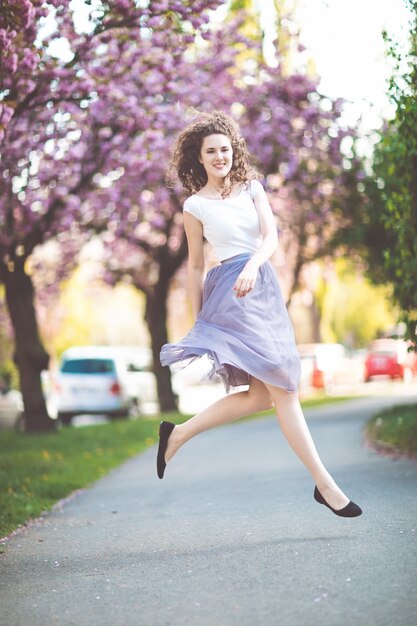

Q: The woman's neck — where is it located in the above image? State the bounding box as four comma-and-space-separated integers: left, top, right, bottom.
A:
197, 182, 244, 200
206, 176, 227, 191
204, 177, 231, 198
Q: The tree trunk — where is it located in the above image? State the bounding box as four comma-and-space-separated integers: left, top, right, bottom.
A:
4, 259, 54, 433
144, 283, 178, 413
309, 295, 322, 343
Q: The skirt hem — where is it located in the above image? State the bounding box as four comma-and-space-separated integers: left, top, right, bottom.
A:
160, 254, 301, 393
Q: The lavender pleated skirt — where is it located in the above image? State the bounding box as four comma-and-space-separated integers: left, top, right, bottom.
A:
160, 253, 301, 392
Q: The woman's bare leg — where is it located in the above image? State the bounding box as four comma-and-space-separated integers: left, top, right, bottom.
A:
264, 383, 350, 510
165, 377, 272, 462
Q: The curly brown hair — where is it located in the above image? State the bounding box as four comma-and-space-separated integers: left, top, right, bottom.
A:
168, 110, 259, 198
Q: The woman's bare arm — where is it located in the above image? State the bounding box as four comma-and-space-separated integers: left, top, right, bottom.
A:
234, 184, 278, 298
183, 211, 205, 320
248, 183, 279, 266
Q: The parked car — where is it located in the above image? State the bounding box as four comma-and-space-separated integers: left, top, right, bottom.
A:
122, 348, 159, 406
53, 346, 158, 424
364, 339, 417, 382
0, 378, 24, 430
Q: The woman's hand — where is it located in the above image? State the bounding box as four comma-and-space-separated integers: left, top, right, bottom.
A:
233, 261, 259, 298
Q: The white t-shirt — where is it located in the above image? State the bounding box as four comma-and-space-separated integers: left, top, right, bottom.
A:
183, 179, 263, 262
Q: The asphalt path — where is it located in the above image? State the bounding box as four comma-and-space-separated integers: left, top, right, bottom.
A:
1, 394, 417, 626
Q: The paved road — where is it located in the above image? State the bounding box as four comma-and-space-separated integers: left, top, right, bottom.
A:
1, 394, 417, 626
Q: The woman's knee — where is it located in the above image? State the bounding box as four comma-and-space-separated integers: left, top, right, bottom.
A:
246, 388, 274, 411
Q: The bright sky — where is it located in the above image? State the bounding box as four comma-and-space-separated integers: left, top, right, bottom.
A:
257, 0, 412, 131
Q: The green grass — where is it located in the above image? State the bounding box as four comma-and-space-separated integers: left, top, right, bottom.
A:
0, 413, 184, 540
366, 403, 417, 458
0, 394, 358, 540
301, 393, 357, 409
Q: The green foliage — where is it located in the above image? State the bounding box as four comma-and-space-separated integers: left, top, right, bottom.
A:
366, 403, 417, 456
372, 2, 417, 344
337, 2, 417, 347
230, 0, 252, 10
0, 415, 186, 539
319, 260, 398, 347
0, 360, 19, 391
42, 267, 148, 360
227, 0, 264, 65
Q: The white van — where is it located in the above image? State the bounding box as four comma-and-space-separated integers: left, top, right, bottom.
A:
54, 346, 158, 424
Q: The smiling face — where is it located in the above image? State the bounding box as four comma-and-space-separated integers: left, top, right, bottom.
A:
199, 133, 233, 183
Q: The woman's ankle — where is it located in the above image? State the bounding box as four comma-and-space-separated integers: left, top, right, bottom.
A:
315, 475, 338, 494
165, 425, 183, 462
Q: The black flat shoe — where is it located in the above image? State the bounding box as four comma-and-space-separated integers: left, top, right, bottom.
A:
314, 486, 362, 518
157, 421, 175, 479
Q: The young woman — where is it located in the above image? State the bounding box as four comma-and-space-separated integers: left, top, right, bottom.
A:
158, 111, 361, 518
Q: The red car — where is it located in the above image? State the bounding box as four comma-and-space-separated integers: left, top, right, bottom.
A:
364, 339, 417, 382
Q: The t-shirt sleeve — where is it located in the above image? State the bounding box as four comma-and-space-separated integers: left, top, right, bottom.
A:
183, 197, 201, 220
250, 179, 266, 197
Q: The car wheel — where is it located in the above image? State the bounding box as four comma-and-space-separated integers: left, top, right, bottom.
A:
58, 412, 74, 425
